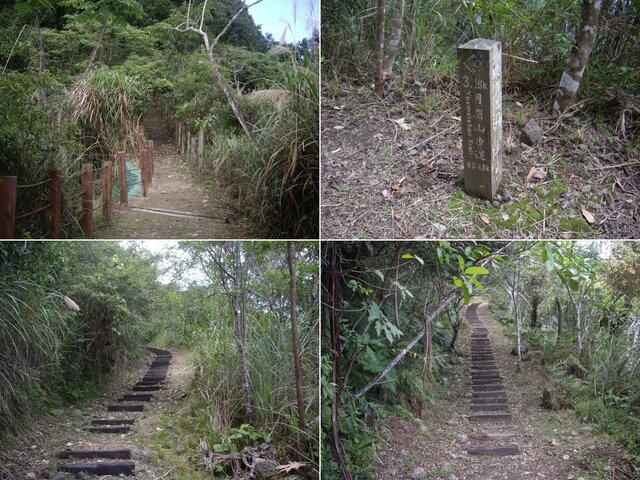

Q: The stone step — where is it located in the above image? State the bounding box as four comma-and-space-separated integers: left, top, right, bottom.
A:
90, 419, 135, 425
85, 426, 130, 434
469, 413, 512, 422
58, 450, 131, 460
470, 404, 510, 412
136, 381, 163, 386
132, 385, 161, 391
469, 433, 517, 441
108, 404, 144, 412
467, 444, 520, 456
118, 394, 153, 402
58, 461, 135, 475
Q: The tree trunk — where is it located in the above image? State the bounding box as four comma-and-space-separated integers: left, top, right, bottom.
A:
203, 42, 254, 143
514, 261, 522, 370
556, 297, 563, 344
287, 242, 306, 433
551, 0, 603, 115
85, 20, 108, 74
381, 0, 406, 78
326, 242, 353, 480
233, 243, 254, 424
530, 295, 540, 329
374, 0, 386, 97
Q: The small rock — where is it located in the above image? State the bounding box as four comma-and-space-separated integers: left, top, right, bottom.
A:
446, 419, 457, 426
571, 430, 578, 436
456, 434, 469, 444
579, 426, 594, 435
408, 149, 419, 156
440, 461, 451, 472
65, 442, 73, 447
521, 119, 543, 146
51, 473, 66, 480
411, 467, 426, 479
72, 409, 83, 417
132, 448, 150, 461
26, 473, 36, 480
419, 424, 428, 432
503, 189, 513, 201
581, 185, 592, 194
491, 200, 500, 208
254, 457, 278, 478
562, 454, 570, 460
495, 194, 503, 202
400, 448, 409, 456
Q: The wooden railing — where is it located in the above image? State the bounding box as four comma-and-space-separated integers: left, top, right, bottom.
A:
0, 139, 155, 239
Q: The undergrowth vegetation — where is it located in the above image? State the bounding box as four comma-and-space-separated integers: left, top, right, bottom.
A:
487, 241, 640, 471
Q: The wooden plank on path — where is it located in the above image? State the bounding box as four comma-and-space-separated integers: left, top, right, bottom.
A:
469, 413, 512, 422
90, 419, 134, 425
58, 461, 135, 475
467, 444, 520, 456
108, 404, 144, 412
470, 403, 510, 411
58, 449, 131, 459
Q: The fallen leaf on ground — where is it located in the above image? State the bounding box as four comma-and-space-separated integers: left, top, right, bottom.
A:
480, 214, 491, 224
391, 183, 401, 192
580, 206, 596, 224
392, 117, 411, 130
526, 166, 537, 183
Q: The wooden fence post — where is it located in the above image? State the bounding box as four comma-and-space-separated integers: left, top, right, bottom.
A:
102, 160, 112, 220
117, 152, 128, 209
186, 130, 190, 157
141, 148, 149, 197
198, 129, 204, 171
148, 140, 154, 183
0, 175, 17, 238
48, 170, 61, 238
81, 163, 93, 238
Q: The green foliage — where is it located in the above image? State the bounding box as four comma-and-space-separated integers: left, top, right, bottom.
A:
0, 241, 159, 436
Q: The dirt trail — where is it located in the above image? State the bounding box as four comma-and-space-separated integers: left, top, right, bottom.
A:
96, 107, 251, 239
0, 348, 195, 479
372, 301, 628, 480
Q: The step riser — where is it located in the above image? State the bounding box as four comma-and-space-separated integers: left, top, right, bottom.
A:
58, 450, 131, 460
86, 427, 130, 434
132, 386, 161, 391
469, 414, 512, 422
90, 419, 134, 425
470, 404, 510, 411
467, 445, 519, 456
58, 462, 135, 475
108, 405, 144, 412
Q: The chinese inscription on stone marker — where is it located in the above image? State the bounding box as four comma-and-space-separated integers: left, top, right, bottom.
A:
458, 39, 502, 200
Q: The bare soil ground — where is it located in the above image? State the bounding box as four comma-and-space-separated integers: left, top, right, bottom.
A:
321, 82, 640, 239
0, 349, 195, 479
96, 107, 252, 239
371, 302, 633, 480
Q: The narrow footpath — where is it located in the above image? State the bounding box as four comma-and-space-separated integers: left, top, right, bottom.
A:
372, 301, 628, 480
96, 107, 251, 239
1, 349, 194, 479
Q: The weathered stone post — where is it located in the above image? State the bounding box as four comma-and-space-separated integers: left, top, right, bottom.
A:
458, 39, 502, 200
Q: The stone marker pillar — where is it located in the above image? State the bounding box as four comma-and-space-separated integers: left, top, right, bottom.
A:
458, 39, 502, 200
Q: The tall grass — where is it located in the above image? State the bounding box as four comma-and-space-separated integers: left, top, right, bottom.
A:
209, 57, 319, 238
0, 278, 77, 434
188, 306, 319, 464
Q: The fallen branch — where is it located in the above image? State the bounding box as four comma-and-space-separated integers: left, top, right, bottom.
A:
355, 290, 459, 398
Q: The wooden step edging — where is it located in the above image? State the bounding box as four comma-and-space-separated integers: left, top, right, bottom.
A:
467, 444, 520, 456
58, 449, 131, 460
86, 426, 130, 434
90, 419, 135, 425
469, 413, 512, 422
108, 404, 144, 412
58, 461, 135, 475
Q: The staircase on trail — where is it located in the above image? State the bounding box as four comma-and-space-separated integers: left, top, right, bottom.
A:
464, 303, 520, 457
56, 347, 172, 476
